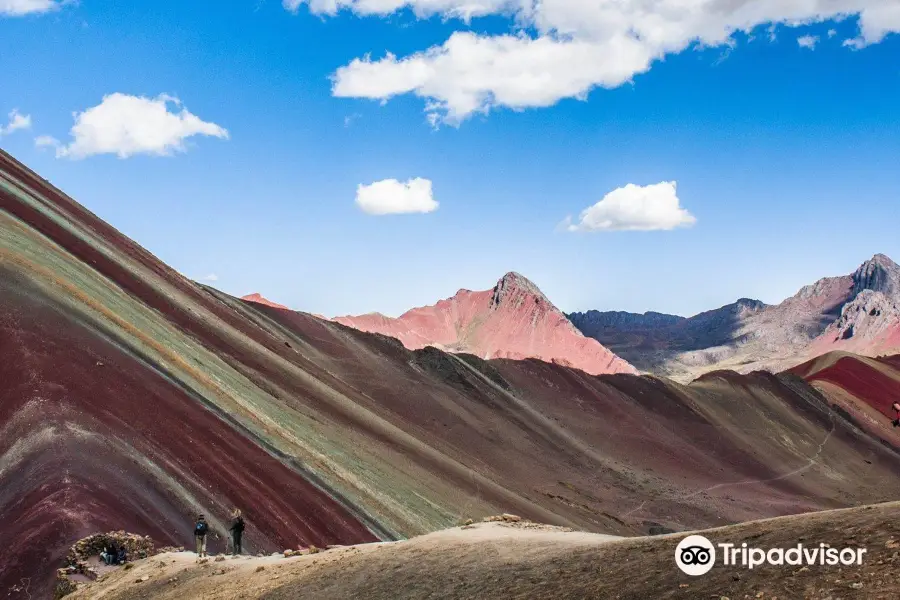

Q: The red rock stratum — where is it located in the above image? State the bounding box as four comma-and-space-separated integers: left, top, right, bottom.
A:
1, 149, 898, 597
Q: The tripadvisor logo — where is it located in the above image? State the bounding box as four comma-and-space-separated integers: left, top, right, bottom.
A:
675, 535, 867, 576
676, 535, 716, 576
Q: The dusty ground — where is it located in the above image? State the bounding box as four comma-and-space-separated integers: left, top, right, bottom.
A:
4, 149, 900, 597
71, 503, 900, 599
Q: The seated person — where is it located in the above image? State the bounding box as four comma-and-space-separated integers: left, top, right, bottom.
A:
117, 546, 127, 564
108, 543, 120, 565
99, 547, 114, 566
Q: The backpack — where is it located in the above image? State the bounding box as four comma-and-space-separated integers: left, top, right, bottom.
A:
195, 521, 208, 536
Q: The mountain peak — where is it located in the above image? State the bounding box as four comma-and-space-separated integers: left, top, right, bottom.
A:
491, 272, 548, 309
335, 272, 636, 376
870, 253, 898, 267
853, 253, 900, 298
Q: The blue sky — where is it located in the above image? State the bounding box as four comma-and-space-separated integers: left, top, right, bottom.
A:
1, 0, 898, 318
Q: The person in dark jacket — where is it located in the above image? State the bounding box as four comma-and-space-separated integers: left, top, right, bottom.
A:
229, 509, 245, 555
194, 514, 209, 557
117, 546, 127, 564
107, 542, 120, 565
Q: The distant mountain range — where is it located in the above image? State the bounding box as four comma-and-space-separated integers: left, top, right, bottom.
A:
569, 254, 900, 380
247, 255, 900, 382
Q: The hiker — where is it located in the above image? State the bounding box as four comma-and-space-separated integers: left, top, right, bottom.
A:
194, 514, 209, 557
229, 509, 245, 556
892, 402, 900, 427
117, 545, 128, 564
99, 546, 114, 566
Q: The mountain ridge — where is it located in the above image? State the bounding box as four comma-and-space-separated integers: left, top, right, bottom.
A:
334, 271, 637, 376
570, 254, 900, 380
3, 148, 900, 597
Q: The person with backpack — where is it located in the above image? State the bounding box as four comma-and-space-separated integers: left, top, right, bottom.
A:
194, 514, 209, 557
229, 509, 245, 556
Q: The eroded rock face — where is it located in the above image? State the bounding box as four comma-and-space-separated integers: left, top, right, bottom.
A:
335, 272, 636, 376
819, 290, 900, 346
853, 254, 900, 298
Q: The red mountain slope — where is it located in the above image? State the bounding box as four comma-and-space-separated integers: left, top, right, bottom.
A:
334, 272, 636, 376
242, 292, 290, 310
3, 149, 900, 597
791, 351, 900, 448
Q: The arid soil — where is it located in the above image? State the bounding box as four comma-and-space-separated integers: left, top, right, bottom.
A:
791, 351, 900, 451
2, 149, 900, 597
70, 503, 900, 600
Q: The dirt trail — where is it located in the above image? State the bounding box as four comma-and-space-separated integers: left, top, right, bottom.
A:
622, 398, 838, 520
69, 522, 621, 600
69, 503, 900, 600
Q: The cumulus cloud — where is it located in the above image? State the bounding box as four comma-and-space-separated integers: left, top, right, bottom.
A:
565, 181, 696, 233
325, 0, 900, 124
51, 93, 228, 159
797, 35, 820, 49
0, 109, 31, 136
201, 273, 219, 282
355, 177, 438, 215
0, 0, 60, 16
334, 32, 654, 126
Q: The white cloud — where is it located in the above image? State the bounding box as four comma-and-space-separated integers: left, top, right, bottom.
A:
0, 0, 60, 16
0, 109, 31, 136
334, 32, 654, 126
326, 1, 900, 124
284, 0, 511, 20
34, 134, 60, 149
52, 93, 229, 159
828, 29, 838, 37
201, 273, 219, 282
797, 35, 820, 49
355, 177, 438, 215
565, 181, 696, 233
